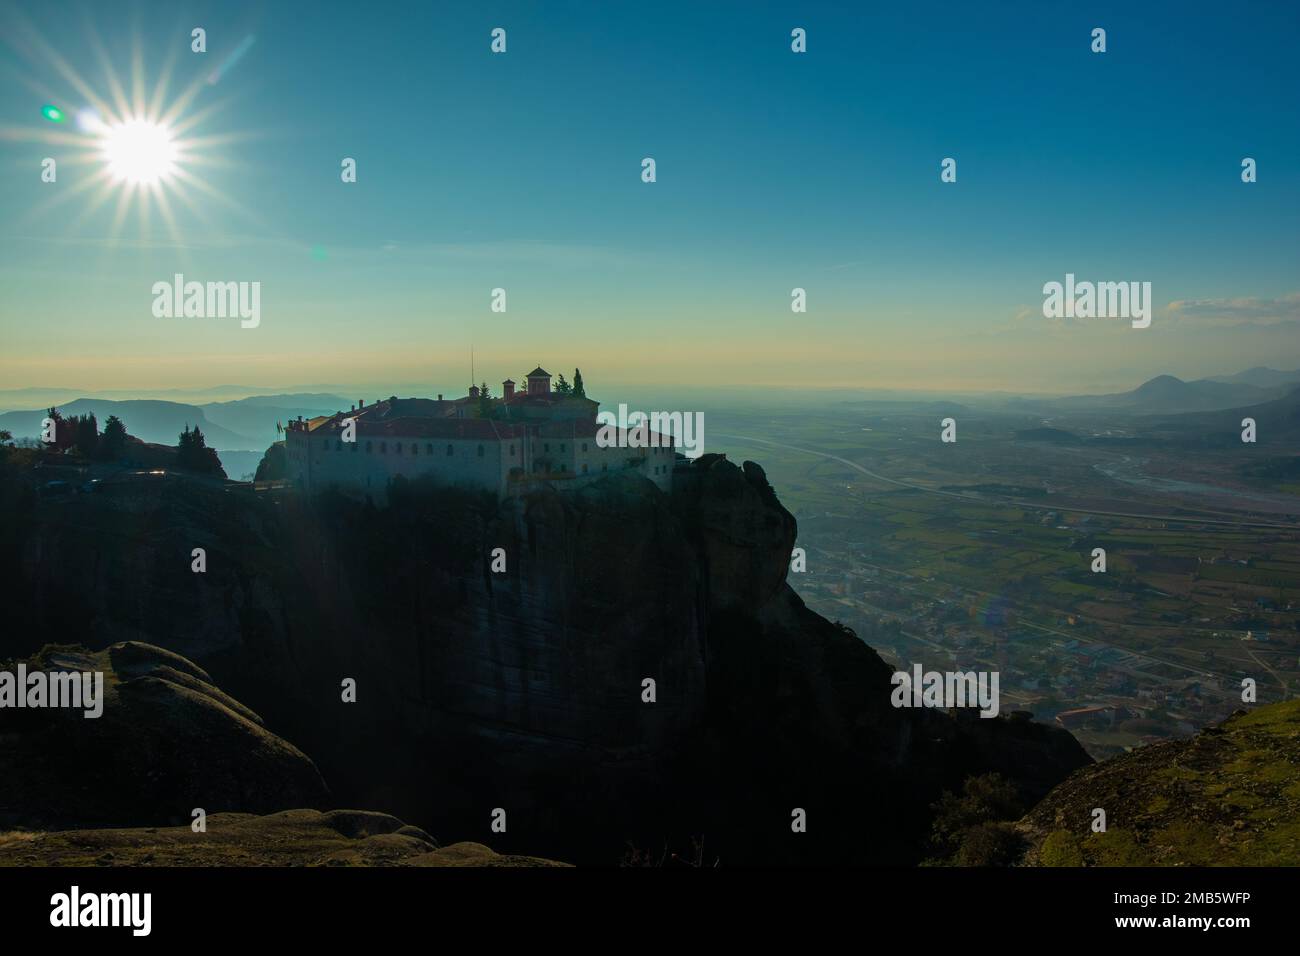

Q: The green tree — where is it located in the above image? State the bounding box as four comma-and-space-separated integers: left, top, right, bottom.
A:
176, 424, 225, 476
477, 382, 493, 418
572, 368, 585, 398
254, 441, 287, 481
100, 415, 128, 460
953, 822, 1025, 867
72, 412, 99, 456
930, 773, 1025, 860
555, 373, 571, 395
44, 407, 74, 451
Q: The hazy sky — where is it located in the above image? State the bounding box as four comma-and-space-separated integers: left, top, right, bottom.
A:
2, 0, 1298, 397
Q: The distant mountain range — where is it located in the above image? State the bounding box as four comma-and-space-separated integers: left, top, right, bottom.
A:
4, 367, 1299, 447
0, 394, 351, 451
1205, 367, 1300, 389
1020, 368, 1300, 415
1153, 380, 1300, 442
1020, 382, 1300, 448
0, 384, 352, 409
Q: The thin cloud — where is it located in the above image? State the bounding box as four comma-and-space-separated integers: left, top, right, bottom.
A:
1165, 293, 1300, 328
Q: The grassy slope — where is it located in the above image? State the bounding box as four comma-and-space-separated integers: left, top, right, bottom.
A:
0, 809, 568, 867
1021, 699, 1300, 865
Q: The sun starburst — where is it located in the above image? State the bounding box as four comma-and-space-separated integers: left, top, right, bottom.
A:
0, 8, 260, 251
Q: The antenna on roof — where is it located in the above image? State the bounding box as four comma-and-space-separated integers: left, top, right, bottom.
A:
471, 343, 475, 390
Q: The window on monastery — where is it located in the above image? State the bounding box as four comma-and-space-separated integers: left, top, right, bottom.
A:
366, 441, 372, 453
426, 443, 433, 454
602, 463, 607, 472
446, 444, 453, 456
544, 443, 549, 453
351, 442, 358, 452
336, 440, 342, 451
509, 444, 515, 456
477, 444, 484, 457
395, 443, 402, 454
380, 442, 387, 454
582, 443, 587, 452
582, 463, 588, 474
411, 443, 417, 455
560, 444, 565, 452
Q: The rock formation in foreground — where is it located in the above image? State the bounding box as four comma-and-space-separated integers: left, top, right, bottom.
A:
1020, 699, 1300, 866
0, 809, 566, 867
0, 641, 328, 830
4, 454, 1092, 864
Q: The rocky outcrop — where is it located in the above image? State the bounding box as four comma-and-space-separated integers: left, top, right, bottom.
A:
1019, 699, 1300, 866
0, 809, 567, 867
3, 454, 1091, 864
0, 642, 327, 830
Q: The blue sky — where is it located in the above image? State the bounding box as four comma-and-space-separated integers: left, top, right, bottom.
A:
1, 0, 1297, 395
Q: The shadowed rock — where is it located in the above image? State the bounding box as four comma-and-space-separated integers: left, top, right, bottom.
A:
4, 456, 1091, 864
0, 641, 328, 830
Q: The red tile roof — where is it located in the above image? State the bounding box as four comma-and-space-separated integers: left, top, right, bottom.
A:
538, 419, 673, 445
318, 417, 527, 440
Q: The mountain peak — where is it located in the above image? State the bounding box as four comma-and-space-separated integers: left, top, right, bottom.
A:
1133, 374, 1187, 394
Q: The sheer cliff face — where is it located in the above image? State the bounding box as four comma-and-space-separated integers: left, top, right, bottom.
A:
7, 456, 1090, 864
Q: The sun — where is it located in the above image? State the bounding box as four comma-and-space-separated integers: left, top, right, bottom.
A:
0, 11, 260, 246
101, 118, 178, 186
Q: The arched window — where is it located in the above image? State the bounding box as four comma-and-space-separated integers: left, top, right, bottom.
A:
446, 444, 453, 456
582, 442, 588, 452
477, 444, 484, 458
509, 444, 515, 456
380, 442, 387, 454
426, 443, 433, 454
336, 440, 342, 451
395, 442, 402, 454
411, 443, 418, 455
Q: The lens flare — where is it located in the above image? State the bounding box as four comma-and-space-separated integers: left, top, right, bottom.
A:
41, 104, 64, 122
